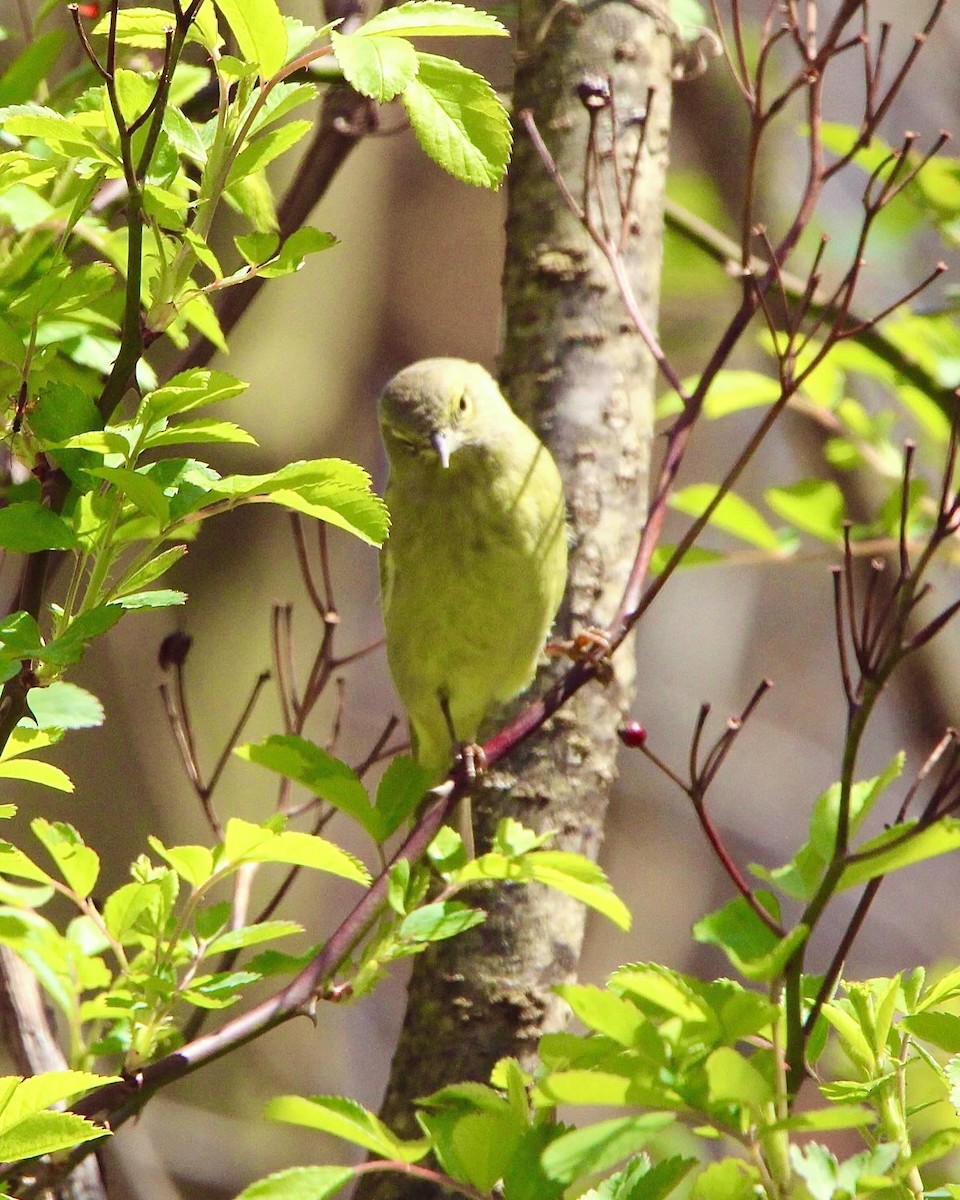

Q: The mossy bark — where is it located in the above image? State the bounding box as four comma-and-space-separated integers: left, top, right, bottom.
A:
357, 4, 673, 1196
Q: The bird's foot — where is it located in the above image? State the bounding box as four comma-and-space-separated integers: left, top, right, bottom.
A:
547, 627, 615, 685
456, 741, 488, 782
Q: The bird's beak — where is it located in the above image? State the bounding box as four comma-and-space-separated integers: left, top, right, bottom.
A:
430, 429, 451, 469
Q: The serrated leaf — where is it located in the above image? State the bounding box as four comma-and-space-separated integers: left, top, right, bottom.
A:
0, 105, 109, 157
693, 895, 808, 982
148, 838, 215, 887
226, 120, 312, 187
838, 819, 960, 889
0, 1110, 107, 1160
236, 736, 379, 837
207, 919, 303, 954
540, 1115, 675, 1183
0, 758, 73, 792
528, 852, 631, 929
555, 985, 645, 1046
113, 546, 188, 596
398, 900, 485, 942
332, 31, 419, 104
213, 0, 288, 76
401, 52, 510, 188
375, 756, 435, 840
102, 880, 160, 942
27, 682, 104, 730
257, 226, 337, 277
139, 369, 247, 421
360, 2, 508, 37
705, 1047, 772, 1109
767, 1104, 876, 1132
234, 1166, 354, 1200
113, 589, 187, 610
31, 820, 99, 898
0, 502, 77, 552
203, 459, 389, 546
222, 818, 370, 885
264, 1095, 428, 1163
142, 419, 258, 449
86, 466, 170, 524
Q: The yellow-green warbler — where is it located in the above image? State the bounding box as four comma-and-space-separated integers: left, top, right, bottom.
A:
379, 358, 568, 789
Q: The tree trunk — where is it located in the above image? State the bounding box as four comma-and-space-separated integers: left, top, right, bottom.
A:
358, 3, 673, 1195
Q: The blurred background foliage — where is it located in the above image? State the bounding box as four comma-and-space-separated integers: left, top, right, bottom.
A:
2, 0, 960, 1195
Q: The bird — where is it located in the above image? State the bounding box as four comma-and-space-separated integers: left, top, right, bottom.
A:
378, 357, 568, 800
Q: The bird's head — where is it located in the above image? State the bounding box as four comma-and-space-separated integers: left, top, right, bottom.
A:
378, 358, 504, 470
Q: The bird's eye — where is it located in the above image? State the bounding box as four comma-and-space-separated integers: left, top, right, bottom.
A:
458, 394, 469, 413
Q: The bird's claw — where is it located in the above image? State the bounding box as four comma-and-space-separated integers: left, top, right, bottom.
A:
547, 627, 615, 685
456, 742, 488, 781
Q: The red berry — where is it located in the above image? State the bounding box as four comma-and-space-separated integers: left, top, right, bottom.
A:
76, 3, 100, 17
618, 722, 647, 748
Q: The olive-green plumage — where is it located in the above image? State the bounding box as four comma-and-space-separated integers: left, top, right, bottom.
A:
379, 358, 568, 778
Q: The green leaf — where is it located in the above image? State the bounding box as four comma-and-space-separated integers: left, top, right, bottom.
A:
360, 2, 508, 37
767, 1104, 875, 1132
705, 1047, 772, 1109
0, 104, 110, 158
693, 895, 808, 982
540, 1115, 675, 1183
670, 485, 780, 550
30, 383, 101, 443
163, 105, 208, 164
207, 919, 303, 955
401, 52, 511, 188
753, 754, 903, 901
0, 844, 55, 885
236, 736, 379, 837
0, 502, 78, 552
139, 369, 247, 421
398, 901, 485, 942
222, 818, 370, 885
203, 459, 389, 546
142, 419, 258, 449
765, 479, 845, 542
0, 1110, 107, 1160
30, 820, 99, 898
213, 0, 288, 77
102, 879, 167, 942
0, 1070, 115, 1129
659, 370, 782, 420
555, 985, 646, 1046
27, 682, 104, 730
526, 852, 631, 929
0, 32, 67, 106
112, 546, 188, 597
417, 1083, 524, 1189
0, 612, 44, 660
902, 1011, 960, 1053
838, 819, 960, 890
265, 1095, 428, 1163
0, 758, 73, 792
331, 31, 419, 104
92, 6, 214, 50
374, 756, 434, 839
227, 120, 312, 187
234, 1166, 354, 1200
87, 466, 171, 524
113, 589, 187, 610
148, 838, 215, 888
